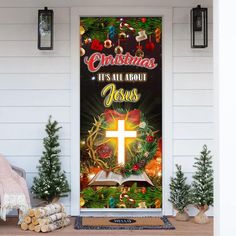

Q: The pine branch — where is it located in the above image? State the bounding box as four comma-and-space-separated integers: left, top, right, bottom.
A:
81, 17, 162, 42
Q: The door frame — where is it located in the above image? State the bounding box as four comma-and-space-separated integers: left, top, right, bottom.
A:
70, 7, 173, 216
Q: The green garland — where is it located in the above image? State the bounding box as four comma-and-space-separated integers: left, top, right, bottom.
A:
81, 17, 162, 42
81, 183, 162, 208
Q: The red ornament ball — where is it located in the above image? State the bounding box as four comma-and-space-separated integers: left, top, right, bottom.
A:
146, 135, 155, 143
141, 187, 147, 194
96, 144, 112, 159
141, 17, 147, 23
132, 164, 140, 171
146, 42, 155, 52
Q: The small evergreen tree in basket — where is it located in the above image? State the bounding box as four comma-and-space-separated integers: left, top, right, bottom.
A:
191, 145, 213, 224
169, 164, 191, 221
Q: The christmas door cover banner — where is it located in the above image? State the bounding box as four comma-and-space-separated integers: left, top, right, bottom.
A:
80, 17, 162, 209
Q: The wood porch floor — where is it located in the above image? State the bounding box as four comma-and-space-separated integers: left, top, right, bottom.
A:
0, 217, 213, 236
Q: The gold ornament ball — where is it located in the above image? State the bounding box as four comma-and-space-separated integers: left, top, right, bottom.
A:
135, 48, 144, 58
118, 203, 126, 208
80, 197, 85, 207
114, 45, 123, 54
119, 32, 127, 40
104, 39, 112, 49
80, 25, 85, 35
80, 47, 85, 57
137, 201, 147, 208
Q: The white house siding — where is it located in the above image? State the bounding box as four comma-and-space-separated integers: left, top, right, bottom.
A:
0, 7, 71, 213
173, 6, 214, 216
0, 0, 213, 216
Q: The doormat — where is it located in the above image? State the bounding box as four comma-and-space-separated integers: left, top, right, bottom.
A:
74, 216, 175, 230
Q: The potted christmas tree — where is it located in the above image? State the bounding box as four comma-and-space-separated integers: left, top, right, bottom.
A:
169, 164, 191, 221
31, 116, 70, 203
191, 145, 213, 224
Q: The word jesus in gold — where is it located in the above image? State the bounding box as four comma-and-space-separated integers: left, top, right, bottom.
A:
101, 83, 141, 108
106, 120, 137, 165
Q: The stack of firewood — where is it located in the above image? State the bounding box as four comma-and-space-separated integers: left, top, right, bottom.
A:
20, 203, 70, 233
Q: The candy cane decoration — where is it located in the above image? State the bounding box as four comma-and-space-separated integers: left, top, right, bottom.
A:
120, 22, 136, 33
155, 27, 161, 43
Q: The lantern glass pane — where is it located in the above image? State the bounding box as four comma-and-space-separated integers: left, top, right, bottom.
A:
194, 14, 204, 45
39, 13, 52, 48
191, 7, 208, 48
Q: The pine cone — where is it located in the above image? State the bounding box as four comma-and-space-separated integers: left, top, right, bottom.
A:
138, 160, 146, 168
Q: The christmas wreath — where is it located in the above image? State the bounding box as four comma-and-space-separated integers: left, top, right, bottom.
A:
86, 109, 158, 177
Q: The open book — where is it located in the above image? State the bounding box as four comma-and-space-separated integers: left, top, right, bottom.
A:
88, 170, 154, 187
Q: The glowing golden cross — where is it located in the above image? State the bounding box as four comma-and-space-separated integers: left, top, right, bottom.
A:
106, 120, 137, 165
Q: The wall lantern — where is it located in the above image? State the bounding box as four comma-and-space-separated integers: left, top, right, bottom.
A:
190, 5, 208, 48
38, 7, 53, 50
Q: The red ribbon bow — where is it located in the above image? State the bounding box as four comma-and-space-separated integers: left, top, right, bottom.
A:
91, 39, 103, 51
104, 109, 140, 125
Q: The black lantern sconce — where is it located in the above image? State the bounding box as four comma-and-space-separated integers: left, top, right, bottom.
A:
190, 5, 208, 48
38, 7, 53, 50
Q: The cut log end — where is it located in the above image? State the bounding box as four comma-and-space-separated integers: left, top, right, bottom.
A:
20, 222, 28, 231
24, 216, 31, 224
28, 209, 35, 217
29, 223, 35, 231
32, 217, 39, 226
34, 225, 41, 233
35, 209, 41, 218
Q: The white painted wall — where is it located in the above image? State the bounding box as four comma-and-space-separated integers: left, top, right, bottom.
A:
0, 0, 213, 216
